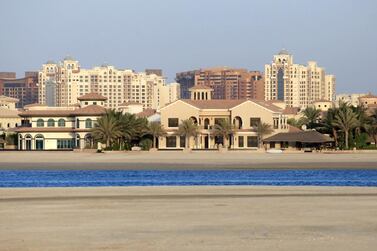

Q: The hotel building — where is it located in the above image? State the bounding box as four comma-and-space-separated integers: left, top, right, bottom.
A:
176, 67, 264, 100
264, 50, 336, 108
159, 86, 288, 150
38, 58, 179, 110
0, 72, 39, 108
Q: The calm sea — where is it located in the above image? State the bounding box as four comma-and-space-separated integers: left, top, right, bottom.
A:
0, 170, 377, 187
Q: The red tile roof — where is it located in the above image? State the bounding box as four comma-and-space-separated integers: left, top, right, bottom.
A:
77, 93, 107, 101
137, 108, 157, 118
19, 105, 106, 117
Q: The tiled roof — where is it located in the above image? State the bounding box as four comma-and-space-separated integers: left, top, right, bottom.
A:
119, 101, 142, 106
71, 105, 106, 116
189, 85, 213, 90
181, 99, 245, 109
283, 107, 300, 115
15, 127, 93, 133
288, 125, 302, 132
24, 103, 47, 108
137, 108, 157, 118
263, 130, 333, 143
19, 105, 106, 117
179, 99, 283, 112
77, 93, 107, 101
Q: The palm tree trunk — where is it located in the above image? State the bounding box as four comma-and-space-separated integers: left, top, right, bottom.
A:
153, 136, 156, 149
332, 128, 338, 147
345, 130, 349, 149
185, 135, 189, 149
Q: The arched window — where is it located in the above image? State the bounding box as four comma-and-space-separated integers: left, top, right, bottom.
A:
47, 119, 55, 127
204, 118, 210, 129
233, 116, 242, 129
189, 116, 198, 125
37, 119, 44, 127
85, 118, 93, 128
58, 119, 66, 127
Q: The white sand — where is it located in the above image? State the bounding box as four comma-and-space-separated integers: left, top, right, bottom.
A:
1, 186, 377, 250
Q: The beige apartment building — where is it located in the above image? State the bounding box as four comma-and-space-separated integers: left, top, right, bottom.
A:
264, 50, 335, 108
38, 57, 179, 110
159, 86, 288, 150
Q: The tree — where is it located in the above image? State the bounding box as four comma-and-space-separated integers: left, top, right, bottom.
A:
318, 108, 339, 147
366, 125, 377, 147
211, 119, 235, 148
256, 122, 274, 148
177, 119, 199, 149
301, 107, 321, 129
92, 110, 123, 148
332, 107, 359, 149
146, 122, 166, 148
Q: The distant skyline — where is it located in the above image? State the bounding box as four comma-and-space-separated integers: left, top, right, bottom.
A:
0, 0, 376, 93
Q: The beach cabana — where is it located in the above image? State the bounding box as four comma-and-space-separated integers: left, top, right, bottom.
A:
263, 130, 334, 151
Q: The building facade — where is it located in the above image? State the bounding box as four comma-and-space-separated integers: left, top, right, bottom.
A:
0, 72, 39, 108
0, 95, 21, 130
335, 93, 367, 107
16, 93, 107, 151
159, 86, 288, 150
264, 50, 336, 108
176, 68, 264, 100
38, 57, 178, 110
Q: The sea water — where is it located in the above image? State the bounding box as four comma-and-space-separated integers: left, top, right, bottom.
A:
0, 169, 377, 187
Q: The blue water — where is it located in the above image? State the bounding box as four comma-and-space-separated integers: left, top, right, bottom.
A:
0, 170, 377, 187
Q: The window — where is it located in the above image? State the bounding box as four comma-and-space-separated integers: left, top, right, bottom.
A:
37, 119, 44, 127
47, 119, 55, 127
168, 118, 179, 127
250, 118, 261, 128
85, 118, 93, 128
166, 136, 177, 147
58, 119, 65, 127
85, 102, 88, 105
273, 118, 279, 129
247, 136, 258, 147
180, 136, 186, 148
238, 136, 244, 147
57, 139, 74, 149
76, 119, 80, 128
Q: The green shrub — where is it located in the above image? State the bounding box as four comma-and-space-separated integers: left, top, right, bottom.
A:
139, 138, 153, 151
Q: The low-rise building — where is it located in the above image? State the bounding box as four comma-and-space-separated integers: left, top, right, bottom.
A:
0, 95, 21, 130
15, 93, 107, 150
335, 93, 366, 107
359, 93, 377, 109
159, 86, 288, 150
311, 99, 334, 112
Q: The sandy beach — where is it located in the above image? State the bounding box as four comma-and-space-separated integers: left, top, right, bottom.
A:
0, 186, 376, 251
0, 151, 377, 169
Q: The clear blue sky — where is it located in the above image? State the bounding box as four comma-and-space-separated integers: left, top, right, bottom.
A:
0, 0, 376, 93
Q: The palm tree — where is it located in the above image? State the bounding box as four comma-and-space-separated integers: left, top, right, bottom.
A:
177, 119, 199, 149
301, 107, 321, 129
211, 119, 235, 148
332, 107, 359, 149
366, 125, 377, 147
319, 108, 339, 147
92, 110, 123, 148
146, 122, 166, 148
256, 122, 274, 148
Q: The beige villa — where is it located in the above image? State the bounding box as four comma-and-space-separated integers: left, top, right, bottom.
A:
159, 86, 289, 150
15, 93, 107, 150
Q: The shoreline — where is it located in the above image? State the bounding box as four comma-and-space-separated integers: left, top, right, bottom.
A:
1, 151, 377, 170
